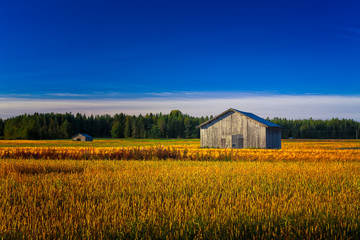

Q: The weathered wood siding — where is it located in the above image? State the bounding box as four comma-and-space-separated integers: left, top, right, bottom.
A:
73, 135, 85, 141
200, 111, 272, 149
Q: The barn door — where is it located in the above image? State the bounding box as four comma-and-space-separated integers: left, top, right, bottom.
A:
231, 134, 244, 148
238, 137, 244, 148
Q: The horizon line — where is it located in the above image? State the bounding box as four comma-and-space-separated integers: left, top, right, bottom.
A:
1, 93, 360, 121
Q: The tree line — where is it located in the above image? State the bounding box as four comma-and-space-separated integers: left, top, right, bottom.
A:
0, 110, 207, 140
0, 111, 359, 140
269, 117, 360, 139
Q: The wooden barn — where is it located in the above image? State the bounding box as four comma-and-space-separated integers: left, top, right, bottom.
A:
198, 108, 282, 149
72, 133, 93, 142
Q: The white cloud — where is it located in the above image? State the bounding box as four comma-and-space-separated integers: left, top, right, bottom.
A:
0, 94, 360, 120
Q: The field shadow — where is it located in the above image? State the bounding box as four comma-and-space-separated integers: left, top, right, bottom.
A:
1, 164, 85, 175
338, 147, 360, 150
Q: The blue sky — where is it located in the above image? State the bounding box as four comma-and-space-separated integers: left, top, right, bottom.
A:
1, 0, 360, 119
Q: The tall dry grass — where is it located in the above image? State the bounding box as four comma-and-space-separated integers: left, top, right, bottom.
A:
0, 159, 359, 239
0, 140, 360, 162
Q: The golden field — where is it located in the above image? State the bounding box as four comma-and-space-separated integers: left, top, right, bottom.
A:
0, 139, 360, 162
0, 139, 360, 239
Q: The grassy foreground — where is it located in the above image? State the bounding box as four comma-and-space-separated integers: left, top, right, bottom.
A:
1, 159, 360, 239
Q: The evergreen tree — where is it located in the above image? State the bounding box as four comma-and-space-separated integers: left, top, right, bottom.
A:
0, 119, 4, 138
48, 118, 60, 139
111, 121, 122, 138
60, 120, 73, 138
124, 116, 132, 138
113, 113, 126, 138
137, 115, 146, 138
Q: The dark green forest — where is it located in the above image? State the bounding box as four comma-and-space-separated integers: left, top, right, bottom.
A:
0, 110, 206, 140
269, 117, 360, 139
0, 111, 359, 140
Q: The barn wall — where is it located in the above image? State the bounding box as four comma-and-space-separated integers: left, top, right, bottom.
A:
72, 134, 93, 141
266, 128, 281, 149
241, 116, 267, 148
200, 112, 268, 148
200, 111, 233, 148
73, 135, 86, 141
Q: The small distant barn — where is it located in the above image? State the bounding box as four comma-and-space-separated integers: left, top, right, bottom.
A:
198, 108, 282, 149
72, 133, 93, 142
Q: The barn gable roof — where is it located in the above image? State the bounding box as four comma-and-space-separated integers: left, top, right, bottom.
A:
197, 108, 282, 128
